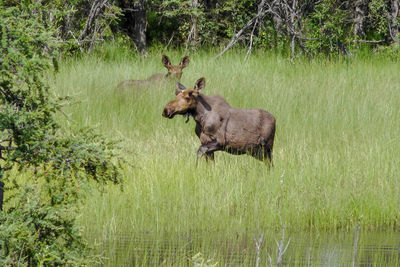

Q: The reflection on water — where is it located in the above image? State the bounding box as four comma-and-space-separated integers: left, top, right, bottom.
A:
286, 229, 400, 266
95, 229, 400, 266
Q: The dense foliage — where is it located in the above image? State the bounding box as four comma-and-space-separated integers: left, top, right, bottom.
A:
1, 0, 395, 57
0, 1, 122, 265
26, 0, 398, 57
144, 0, 399, 56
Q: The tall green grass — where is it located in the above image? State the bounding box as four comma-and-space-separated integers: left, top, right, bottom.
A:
51, 44, 400, 264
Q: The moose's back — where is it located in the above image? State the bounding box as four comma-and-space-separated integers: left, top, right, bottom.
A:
224, 107, 275, 151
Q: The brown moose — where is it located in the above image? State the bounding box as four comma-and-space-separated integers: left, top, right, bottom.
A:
162, 77, 276, 165
117, 55, 190, 91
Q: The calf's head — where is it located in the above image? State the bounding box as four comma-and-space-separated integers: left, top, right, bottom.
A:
162, 55, 190, 80
162, 77, 205, 119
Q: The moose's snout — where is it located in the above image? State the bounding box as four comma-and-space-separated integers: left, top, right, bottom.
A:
162, 106, 174, 118
162, 108, 169, 118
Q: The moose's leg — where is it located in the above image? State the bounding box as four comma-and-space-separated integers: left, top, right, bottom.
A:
205, 152, 215, 162
261, 123, 275, 166
203, 152, 215, 163
253, 138, 274, 167
263, 146, 273, 167
196, 141, 221, 166
258, 140, 274, 169
264, 146, 272, 161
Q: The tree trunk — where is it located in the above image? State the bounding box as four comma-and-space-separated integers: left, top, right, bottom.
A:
353, 0, 365, 37
288, 0, 298, 59
186, 0, 199, 49
388, 0, 399, 43
134, 0, 147, 55
272, 1, 283, 34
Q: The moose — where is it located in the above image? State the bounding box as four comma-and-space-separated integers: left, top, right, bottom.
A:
117, 55, 190, 91
162, 77, 276, 165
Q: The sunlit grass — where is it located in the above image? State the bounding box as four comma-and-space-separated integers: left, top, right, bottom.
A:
51, 44, 400, 265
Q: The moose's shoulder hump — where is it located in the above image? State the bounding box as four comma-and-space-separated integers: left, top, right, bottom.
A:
204, 94, 230, 106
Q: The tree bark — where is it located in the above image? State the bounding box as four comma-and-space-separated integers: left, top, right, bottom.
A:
353, 0, 365, 37
186, 0, 199, 49
288, 0, 297, 59
388, 0, 399, 43
134, 0, 147, 55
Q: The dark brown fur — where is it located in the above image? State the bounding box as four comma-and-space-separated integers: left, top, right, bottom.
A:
162, 78, 276, 165
117, 55, 189, 92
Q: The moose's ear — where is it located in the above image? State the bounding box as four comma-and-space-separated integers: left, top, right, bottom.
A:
177, 82, 186, 91
180, 56, 190, 68
175, 89, 181, 96
162, 55, 171, 68
194, 77, 205, 91
191, 90, 199, 97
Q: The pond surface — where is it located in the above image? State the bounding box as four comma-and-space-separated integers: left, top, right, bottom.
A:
96, 229, 400, 266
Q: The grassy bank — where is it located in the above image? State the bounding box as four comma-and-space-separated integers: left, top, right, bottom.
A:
51, 45, 400, 264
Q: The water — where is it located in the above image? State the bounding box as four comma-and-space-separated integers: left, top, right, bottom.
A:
95, 229, 400, 266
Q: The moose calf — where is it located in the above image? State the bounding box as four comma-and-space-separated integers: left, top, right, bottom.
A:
162, 78, 276, 165
117, 55, 190, 91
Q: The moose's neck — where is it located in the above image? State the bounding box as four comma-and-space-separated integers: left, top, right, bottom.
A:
191, 94, 212, 125
164, 73, 180, 81
190, 94, 231, 127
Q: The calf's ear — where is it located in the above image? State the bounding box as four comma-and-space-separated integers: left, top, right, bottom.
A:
180, 56, 190, 68
194, 77, 205, 92
162, 55, 171, 68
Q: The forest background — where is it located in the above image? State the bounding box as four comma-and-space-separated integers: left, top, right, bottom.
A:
8, 0, 400, 57
1, 0, 399, 265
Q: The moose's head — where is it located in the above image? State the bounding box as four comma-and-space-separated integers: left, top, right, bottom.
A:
162, 55, 190, 80
162, 77, 205, 119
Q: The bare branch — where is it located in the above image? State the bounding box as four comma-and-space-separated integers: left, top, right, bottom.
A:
351, 39, 385, 44
79, 0, 108, 41
245, 20, 258, 60
68, 30, 83, 52
215, 0, 270, 59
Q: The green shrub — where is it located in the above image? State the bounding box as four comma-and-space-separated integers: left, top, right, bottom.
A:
0, 1, 122, 265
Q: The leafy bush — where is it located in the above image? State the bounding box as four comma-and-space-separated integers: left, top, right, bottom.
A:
0, 186, 91, 266
147, 0, 258, 47
367, 0, 389, 40
305, 0, 351, 55
0, 1, 122, 265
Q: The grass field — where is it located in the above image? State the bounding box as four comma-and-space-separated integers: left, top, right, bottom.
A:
51, 44, 400, 264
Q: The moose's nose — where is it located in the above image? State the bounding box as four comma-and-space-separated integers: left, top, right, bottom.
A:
162, 108, 168, 117
162, 107, 171, 118
162, 107, 175, 119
